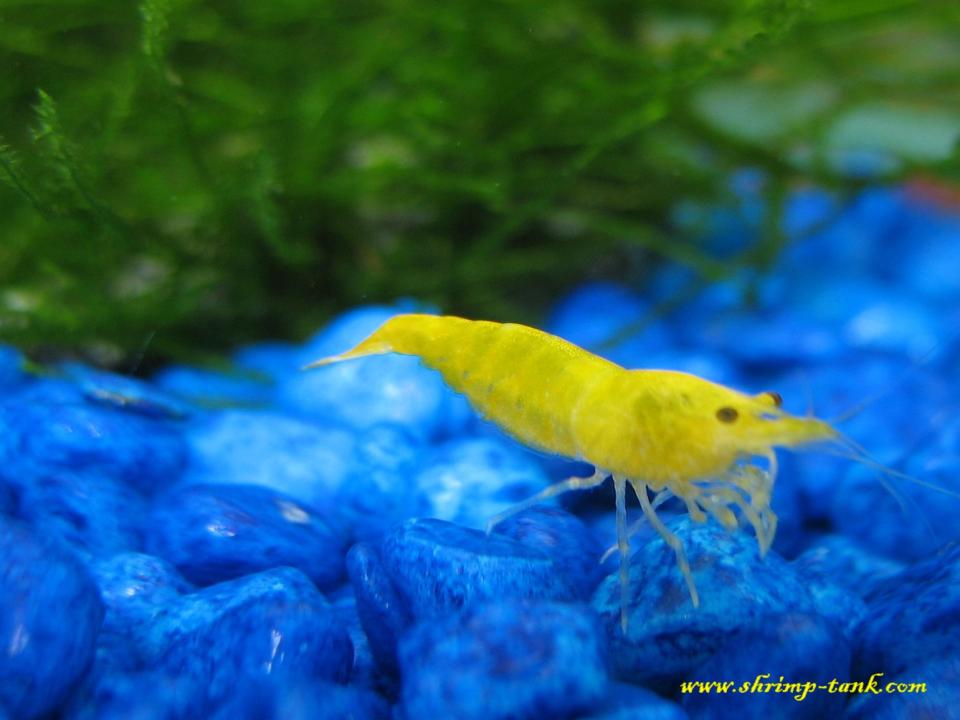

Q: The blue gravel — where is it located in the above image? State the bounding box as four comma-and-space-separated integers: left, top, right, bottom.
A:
145, 483, 346, 588
153, 364, 275, 407
399, 600, 608, 720
0, 518, 103, 719
490, 506, 605, 600
592, 516, 826, 690
181, 409, 421, 541
81, 564, 353, 712
0, 395, 187, 496
680, 613, 852, 719
411, 436, 551, 528
379, 518, 579, 619
581, 683, 689, 720
5, 182, 960, 716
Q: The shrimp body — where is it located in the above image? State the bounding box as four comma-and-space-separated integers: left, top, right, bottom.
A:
308, 314, 839, 629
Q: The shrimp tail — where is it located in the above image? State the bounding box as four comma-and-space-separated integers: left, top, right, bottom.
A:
303, 337, 393, 368
303, 314, 441, 369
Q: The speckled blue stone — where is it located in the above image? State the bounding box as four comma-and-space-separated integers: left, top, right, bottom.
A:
148, 567, 353, 702
399, 600, 608, 720
0, 518, 104, 719
64, 670, 201, 720
412, 436, 550, 529
16, 471, 147, 559
91, 553, 193, 649
844, 656, 960, 720
792, 535, 904, 600
153, 365, 275, 407
60, 362, 193, 420
698, 311, 843, 367
546, 281, 672, 368
581, 683, 689, 720
346, 543, 413, 675
491, 506, 605, 600
592, 516, 821, 690
852, 543, 960, 681
380, 518, 579, 620
830, 461, 960, 563
182, 410, 421, 542
0, 397, 187, 496
680, 613, 851, 719
145, 483, 346, 588
207, 678, 391, 720
329, 587, 380, 690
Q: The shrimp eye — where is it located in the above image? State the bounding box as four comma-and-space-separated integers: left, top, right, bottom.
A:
765, 391, 783, 407
716, 406, 739, 423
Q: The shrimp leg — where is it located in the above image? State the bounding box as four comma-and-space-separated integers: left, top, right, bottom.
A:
485, 467, 608, 533
599, 488, 674, 564
632, 480, 700, 610
614, 474, 630, 632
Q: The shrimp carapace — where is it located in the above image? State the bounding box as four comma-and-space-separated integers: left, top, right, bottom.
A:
307, 314, 840, 630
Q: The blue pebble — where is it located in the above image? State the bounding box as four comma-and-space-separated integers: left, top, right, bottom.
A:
0, 345, 25, 389
17, 471, 147, 559
698, 311, 843, 367
64, 669, 201, 720
491, 507, 605, 600
399, 600, 608, 720
208, 678, 391, 720
148, 567, 353, 702
380, 518, 579, 620
844, 656, 960, 720
792, 535, 904, 600
412, 437, 550, 529
592, 516, 820, 690
830, 460, 960, 563
901, 220, 960, 300
92, 553, 193, 643
546, 282, 672, 368
182, 410, 420, 542
346, 543, 413, 676
680, 613, 851, 719
59, 362, 193, 420
852, 543, 960, 681
580, 683, 689, 720
0, 518, 104, 719
145, 483, 346, 589
0, 398, 187, 496
153, 365, 275, 407
329, 587, 380, 690
781, 187, 838, 240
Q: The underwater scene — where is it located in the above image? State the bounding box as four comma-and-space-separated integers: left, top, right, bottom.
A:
2, 2, 960, 719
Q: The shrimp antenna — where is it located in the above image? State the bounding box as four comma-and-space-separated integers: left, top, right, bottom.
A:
830, 432, 960, 500
823, 433, 943, 540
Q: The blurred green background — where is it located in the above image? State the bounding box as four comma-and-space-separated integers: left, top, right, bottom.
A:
2, 0, 959, 367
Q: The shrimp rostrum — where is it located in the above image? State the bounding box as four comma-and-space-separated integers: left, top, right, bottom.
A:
307, 314, 844, 630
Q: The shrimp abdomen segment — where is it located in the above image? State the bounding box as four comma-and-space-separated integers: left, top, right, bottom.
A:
308, 314, 620, 458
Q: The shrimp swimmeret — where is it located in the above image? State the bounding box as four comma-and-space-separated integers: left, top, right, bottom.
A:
305, 313, 936, 631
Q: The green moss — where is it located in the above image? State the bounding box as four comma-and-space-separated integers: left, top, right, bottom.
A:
0, 0, 957, 366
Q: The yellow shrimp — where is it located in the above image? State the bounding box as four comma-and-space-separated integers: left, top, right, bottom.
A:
306, 314, 840, 631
